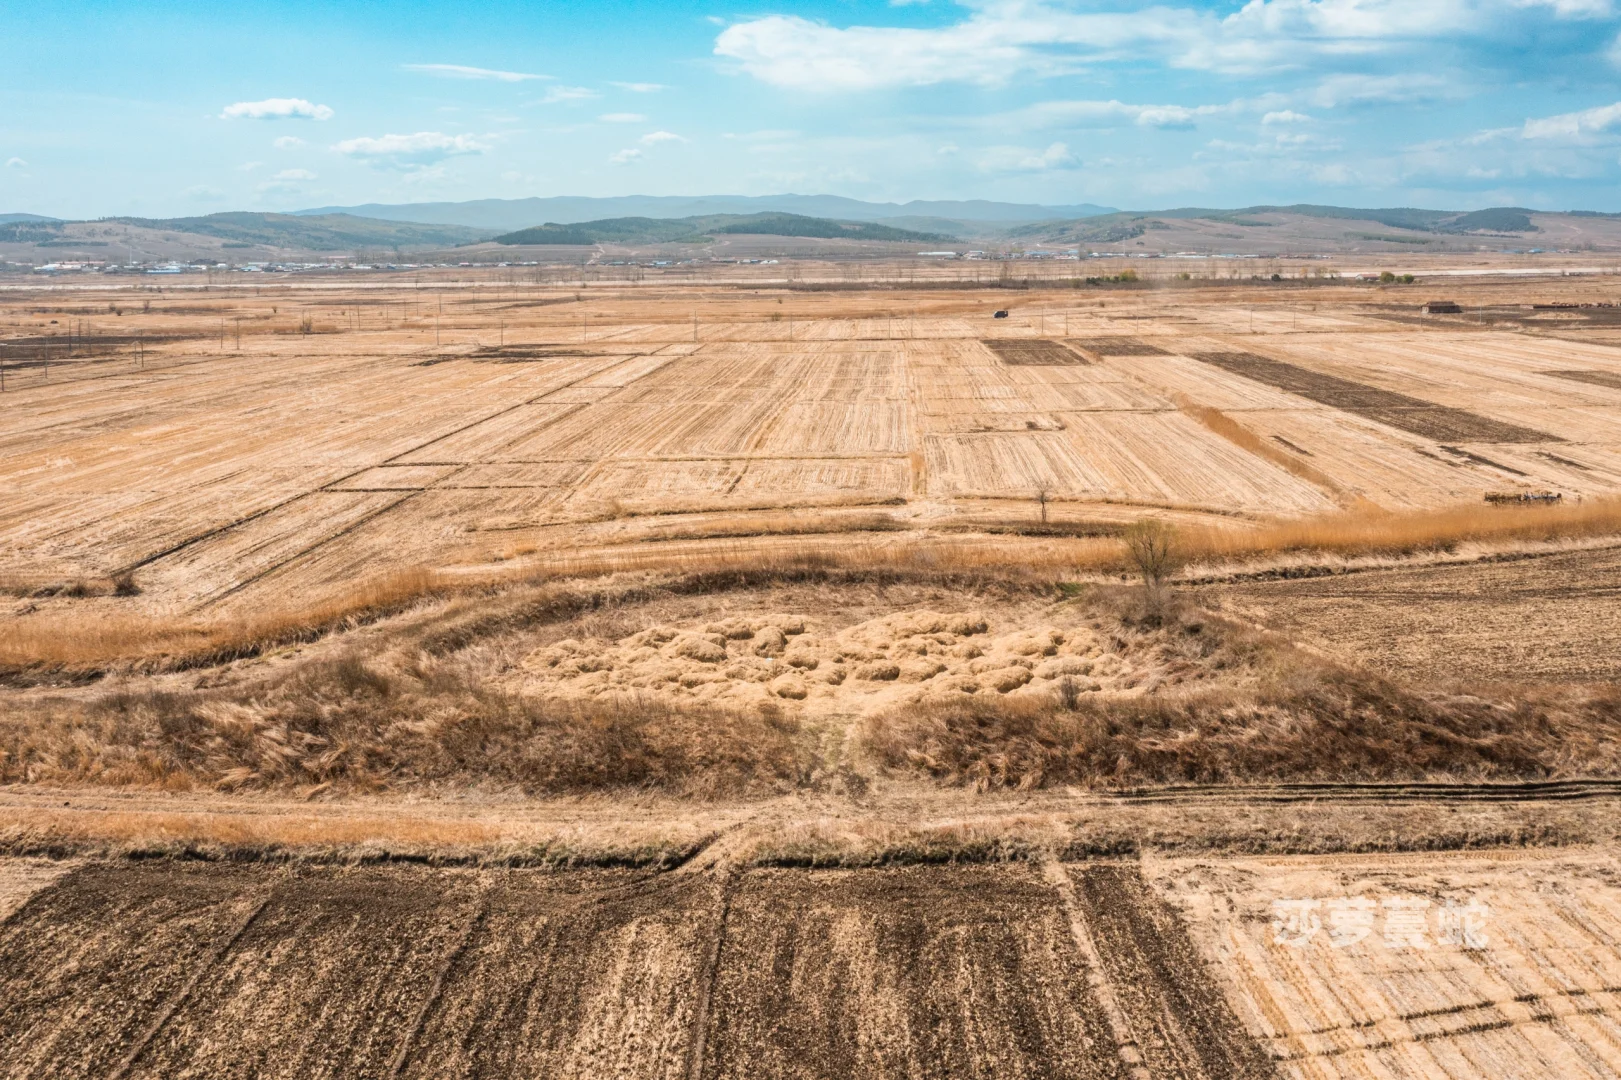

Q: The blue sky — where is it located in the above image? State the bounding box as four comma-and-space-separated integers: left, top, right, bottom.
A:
5, 0, 1621, 217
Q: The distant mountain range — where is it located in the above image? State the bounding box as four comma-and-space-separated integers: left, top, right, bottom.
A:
493, 212, 951, 246
0, 213, 494, 252
4, 200, 1619, 260
289, 195, 1119, 230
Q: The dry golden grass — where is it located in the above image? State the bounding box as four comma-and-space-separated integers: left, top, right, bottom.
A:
4, 498, 1620, 675
0, 805, 716, 865
1189, 495, 1621, 562
1, 651, 810, 797
861, 602, 1621, 790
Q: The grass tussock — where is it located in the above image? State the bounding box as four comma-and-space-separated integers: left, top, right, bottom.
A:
1, 653, 808, 797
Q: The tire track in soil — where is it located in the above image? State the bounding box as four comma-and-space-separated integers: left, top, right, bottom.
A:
685, 868, 737, 1080
0, 863, 271, 1080
1063, 862, 1280, 1079
385, 890, 492, 1078
109, 890, 274, 1080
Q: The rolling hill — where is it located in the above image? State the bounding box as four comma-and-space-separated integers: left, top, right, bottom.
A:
291, 195, 1117, 231
491, 212, 953, 246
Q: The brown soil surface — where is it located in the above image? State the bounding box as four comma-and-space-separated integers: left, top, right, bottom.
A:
1215, 545, 1621, 682
0, 860, 1238, 1080
6, 851, 1621, 1078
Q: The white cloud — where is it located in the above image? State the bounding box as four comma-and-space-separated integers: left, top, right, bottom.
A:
1512, 0, 1612, 14
273, 136, 305, 149
640, 130, 686, 144
237, 161, 263, 171
980, 141, 1079, 172
611, 82, 668, 92
1263, 109, 1313, 124
1000, 99, 1227, 130
1521, 101, 1621, 140
600, 112, 648, 123
183, 184, 223, 201
714, 0, 1611, 90
271, 168, 317, 181
609, 148, 643, 164
5, 157, 26, 169
403, 63, 548, 82
332, 131, 488, 168
542, 86, 598, 103
221, 97, 334, 121
1308, 73, 1454, 107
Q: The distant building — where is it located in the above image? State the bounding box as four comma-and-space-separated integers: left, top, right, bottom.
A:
1422, 300, 1463, 314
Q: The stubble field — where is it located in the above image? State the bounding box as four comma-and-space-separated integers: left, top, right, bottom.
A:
4, 264, 1621, 1078
6, 271, 1621, 621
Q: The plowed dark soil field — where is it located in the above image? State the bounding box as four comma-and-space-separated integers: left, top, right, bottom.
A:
0, 861, 1269, 1080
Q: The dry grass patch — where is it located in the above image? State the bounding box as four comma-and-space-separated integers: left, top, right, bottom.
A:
864, 655, 1621, 791
3, 499, 1619, 678
1, 653, 811, 797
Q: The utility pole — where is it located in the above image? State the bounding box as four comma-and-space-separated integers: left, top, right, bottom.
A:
692, 311, 697, 343
235, 317, 242, 350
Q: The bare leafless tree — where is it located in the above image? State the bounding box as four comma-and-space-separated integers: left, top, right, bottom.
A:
1123, 518, 1181, 591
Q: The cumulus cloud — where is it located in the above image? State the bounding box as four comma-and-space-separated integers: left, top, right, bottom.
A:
6, 157, 27, 169
713, 0, 1612, 90
221, 97, 333, 121
611, 81, 668, 92
332, 131, 487, 168
1263, 109, 1313, 124
273, 136, 305, 150
271, 168, 317, 180
403, 63, 547, 81
640, 130, 686, 144
600, 112, 647, 123
609, 147, 643, 164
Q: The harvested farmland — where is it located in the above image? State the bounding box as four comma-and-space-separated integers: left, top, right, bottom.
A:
983, 338, 1091, 365
1190, 350, 1560, 443
4, 265, 1621, 1079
